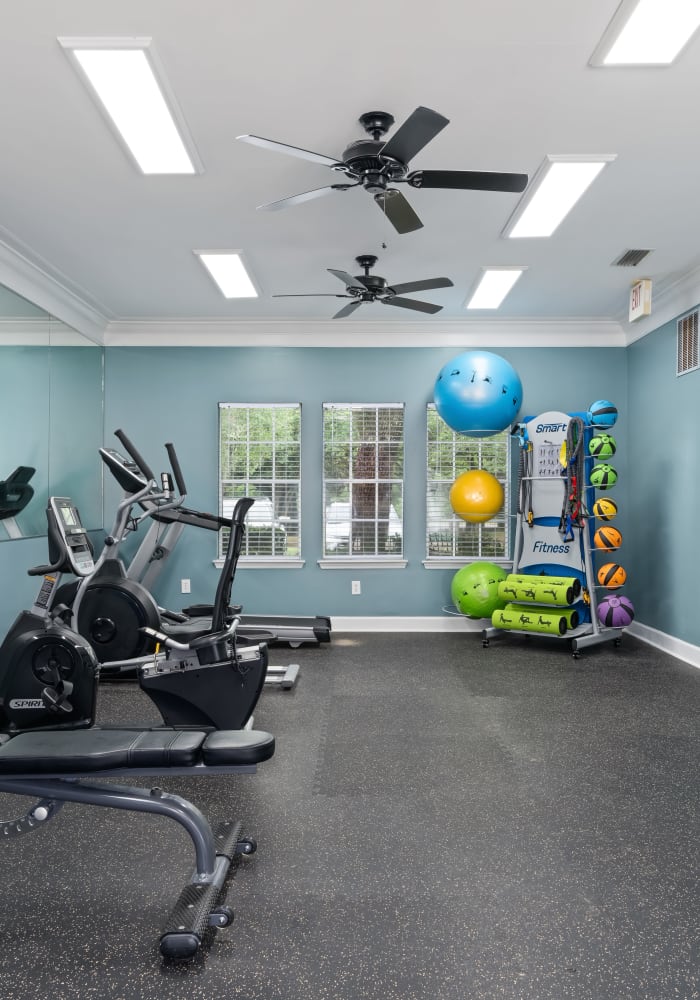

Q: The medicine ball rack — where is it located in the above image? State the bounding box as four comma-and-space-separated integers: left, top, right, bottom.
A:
481, 409, 626, 659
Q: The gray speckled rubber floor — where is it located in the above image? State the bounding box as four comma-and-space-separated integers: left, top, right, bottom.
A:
0, 632, 698, 999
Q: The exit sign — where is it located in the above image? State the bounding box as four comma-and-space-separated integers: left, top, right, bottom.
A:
629, 278, 652, 322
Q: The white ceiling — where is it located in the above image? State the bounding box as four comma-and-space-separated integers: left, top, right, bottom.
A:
1, 0, 699, 335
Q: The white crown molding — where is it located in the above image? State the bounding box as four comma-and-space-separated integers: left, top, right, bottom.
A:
103, 316, 626, 348
618, 261, 700, 344
0, 234, 109, 344
0, 318, 50, 345
0, 318, 98, 346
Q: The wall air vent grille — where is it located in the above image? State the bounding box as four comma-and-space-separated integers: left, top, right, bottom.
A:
612, 249, 653, 267
677, 310, 699, 376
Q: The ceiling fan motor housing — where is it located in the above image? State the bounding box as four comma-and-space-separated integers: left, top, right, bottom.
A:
340, 139, 407, 192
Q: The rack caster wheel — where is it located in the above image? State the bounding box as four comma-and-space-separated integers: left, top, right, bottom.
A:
614, 637, 622, 647
236, 836, 257, 855
482, 639, 489, 648
209, 904, 235, 928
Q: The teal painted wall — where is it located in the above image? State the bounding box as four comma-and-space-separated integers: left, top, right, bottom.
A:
101, 345, 627, 622
5, 322, 700, 648
48, 345, 104, 529
0, 536, 49, 626
0, 342, 103, 635
0, 346, 50, 538
626, 314, 700, 645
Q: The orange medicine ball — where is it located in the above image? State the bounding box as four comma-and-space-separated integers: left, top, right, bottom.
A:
449, 469, 504, 524
594, 526, 622, 551
597, 562, 627, 588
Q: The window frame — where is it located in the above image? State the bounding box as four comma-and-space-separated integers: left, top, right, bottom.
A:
217, 402, 302, 567
319, 402, 407, 569
424, 403, 511, 569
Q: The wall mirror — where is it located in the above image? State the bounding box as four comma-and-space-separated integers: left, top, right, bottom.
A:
0, 282, 104, 541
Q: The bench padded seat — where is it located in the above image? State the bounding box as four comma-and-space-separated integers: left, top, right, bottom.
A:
202, 729, 275, 766
0, 728, 275, 774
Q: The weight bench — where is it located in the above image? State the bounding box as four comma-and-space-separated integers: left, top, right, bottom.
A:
0, 726, 275, 960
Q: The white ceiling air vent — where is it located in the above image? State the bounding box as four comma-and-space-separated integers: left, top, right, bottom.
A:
677, 310, 699, 376
612, 249, 654, 266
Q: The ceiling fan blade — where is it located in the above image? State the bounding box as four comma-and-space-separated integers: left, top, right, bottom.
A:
237, 134, 341, 168
389, 277, 454, 295
379, 107, 449, 164
273, 294, 351, 298
383, 297, 442, 314
327, 269, 370, 289
407, 169, 529, 193
334, 301, 363, 319
374, 190, 424, 234
258, 184, 353, 211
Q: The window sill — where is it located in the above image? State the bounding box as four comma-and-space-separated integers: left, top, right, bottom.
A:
318, 557, 407, 570
423, 558, 513, 570
213, 558, 305, 569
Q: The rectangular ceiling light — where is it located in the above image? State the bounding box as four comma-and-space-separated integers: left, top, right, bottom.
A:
465, 268, 525, 310
196, 253, 259, 298
503, 155, 616, 239
59, 37, 200, 174
590, 0, 700, 65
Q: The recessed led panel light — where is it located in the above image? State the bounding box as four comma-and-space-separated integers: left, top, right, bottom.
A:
59, 37, 199, 174
503, 155, 616, 239
465, 269, 525, 310
590, 0, 700, 65
196, 253, 259, 298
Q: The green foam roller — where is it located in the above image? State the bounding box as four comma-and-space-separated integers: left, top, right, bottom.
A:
558, 607, 580, 629
506, 604, 579, 629
498, 579, 575, 606
492, 608, 567, 635
507, 574, 581, 597
533, 582, 575, 605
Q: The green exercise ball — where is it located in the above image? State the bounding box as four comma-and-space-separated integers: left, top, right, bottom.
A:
451, 561, 509, 619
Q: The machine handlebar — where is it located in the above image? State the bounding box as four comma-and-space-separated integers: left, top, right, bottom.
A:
165, 443, 187, 497
114, 429, 156, 483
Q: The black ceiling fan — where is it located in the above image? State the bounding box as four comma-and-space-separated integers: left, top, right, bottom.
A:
237, 106, 528, 234
273, 254, 453, 319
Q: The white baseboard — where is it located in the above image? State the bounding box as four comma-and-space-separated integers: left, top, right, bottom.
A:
331, 616, 482, 633
329, 616, 700, 669
628, 621, 700, 670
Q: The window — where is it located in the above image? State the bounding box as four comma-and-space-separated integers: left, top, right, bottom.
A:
323, 403, 404, 558
426, 404, 510, 560
219, 404, 301, 559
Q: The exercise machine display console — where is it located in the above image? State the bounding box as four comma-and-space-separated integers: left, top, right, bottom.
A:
49, 498, 95, 577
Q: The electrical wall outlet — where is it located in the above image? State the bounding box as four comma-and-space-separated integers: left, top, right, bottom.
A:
351, 580, 361, 595
181, 578, 191, 594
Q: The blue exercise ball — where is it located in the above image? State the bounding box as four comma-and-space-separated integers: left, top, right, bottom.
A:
434, 350, 523, 437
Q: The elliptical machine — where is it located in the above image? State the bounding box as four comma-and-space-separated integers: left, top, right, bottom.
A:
66, 430, 298, 688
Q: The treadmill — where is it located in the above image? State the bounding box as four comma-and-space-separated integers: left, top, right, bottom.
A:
112, 436, 332, 649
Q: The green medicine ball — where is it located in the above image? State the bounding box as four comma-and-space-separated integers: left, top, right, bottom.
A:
590, 463, 617, 490
589, 433, 617, 459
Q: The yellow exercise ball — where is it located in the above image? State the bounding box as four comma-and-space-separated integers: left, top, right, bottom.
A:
449, 469, 504, 524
